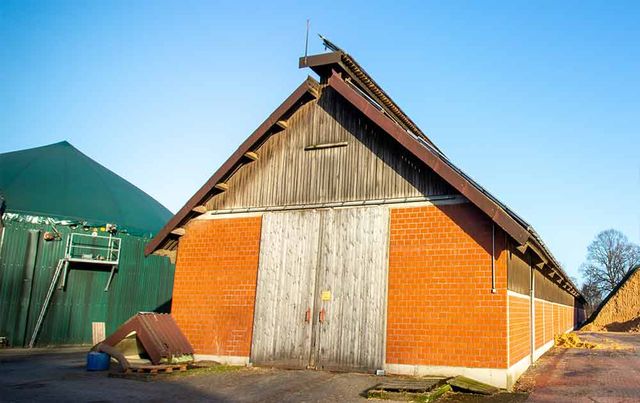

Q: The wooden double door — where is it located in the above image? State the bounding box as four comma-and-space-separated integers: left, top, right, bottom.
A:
250, 207, 389, 372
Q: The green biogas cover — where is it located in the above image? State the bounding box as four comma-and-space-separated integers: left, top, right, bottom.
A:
0, 141, 171, 236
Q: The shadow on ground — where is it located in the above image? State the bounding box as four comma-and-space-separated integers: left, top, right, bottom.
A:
0, 348, 385, 402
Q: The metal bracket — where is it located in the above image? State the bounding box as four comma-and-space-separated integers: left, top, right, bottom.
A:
59, 260, 69, 290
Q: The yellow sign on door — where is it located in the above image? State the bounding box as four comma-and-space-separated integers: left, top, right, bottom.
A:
321, 290, 331, 301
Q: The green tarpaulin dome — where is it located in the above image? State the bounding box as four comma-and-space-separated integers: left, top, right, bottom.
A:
0, 141, 172, 235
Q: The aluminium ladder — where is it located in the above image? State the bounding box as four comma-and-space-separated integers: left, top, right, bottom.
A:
28, 258, 68, 348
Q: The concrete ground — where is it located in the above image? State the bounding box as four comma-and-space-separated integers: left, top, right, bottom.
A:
0, 349, 380, 402
517, 332, 640, 402
1, 333, 638, 402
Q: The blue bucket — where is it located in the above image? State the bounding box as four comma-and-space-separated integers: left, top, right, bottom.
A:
86, 351, 110, 371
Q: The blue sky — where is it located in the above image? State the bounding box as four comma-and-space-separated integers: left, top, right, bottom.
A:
2, 1, 639, 282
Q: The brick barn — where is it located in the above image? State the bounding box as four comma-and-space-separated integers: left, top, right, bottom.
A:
147, 44, 586, 389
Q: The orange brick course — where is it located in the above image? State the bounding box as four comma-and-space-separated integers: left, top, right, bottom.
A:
172, 216, 262, 356
508, 295, 530, 365
535, 300, 544, 348
387, 203, 508, 369
544, 302, 553, 344
508, 295, 576, 365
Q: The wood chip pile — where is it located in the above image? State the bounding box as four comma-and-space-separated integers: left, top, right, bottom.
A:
582, 268, 640, 332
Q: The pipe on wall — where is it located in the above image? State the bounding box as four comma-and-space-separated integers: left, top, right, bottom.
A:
530, 253, 535, 365
491, 223, 497, 293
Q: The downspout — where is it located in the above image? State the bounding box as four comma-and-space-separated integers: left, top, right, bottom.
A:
530, 254, 535, 365
491, 223, 497, 293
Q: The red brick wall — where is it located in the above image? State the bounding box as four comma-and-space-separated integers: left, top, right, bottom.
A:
386, 203, 508, 369
509, 296, 575, 365
544, 302, 553, 343
507, 249, 580, 366
535, 300, 544, 348
172, 216, 262, 356
508, 295, 530, 365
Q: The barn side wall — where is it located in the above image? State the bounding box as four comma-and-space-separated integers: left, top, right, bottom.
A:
171, 216, 261, 362
506, 246, 585, 387
385, 202, 510, 387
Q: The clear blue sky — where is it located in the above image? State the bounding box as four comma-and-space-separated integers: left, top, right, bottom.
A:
2, 1, 639, 283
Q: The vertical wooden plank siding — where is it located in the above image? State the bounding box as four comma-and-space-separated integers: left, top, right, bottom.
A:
207, 89, 455, 211
251, 210, 321, 367
314, 207, 389, 371
534, 270, 574, 306
250, 206, 388, 371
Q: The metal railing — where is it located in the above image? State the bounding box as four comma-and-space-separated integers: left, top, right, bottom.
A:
64, 233, 121, 264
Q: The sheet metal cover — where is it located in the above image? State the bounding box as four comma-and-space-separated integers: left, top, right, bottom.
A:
102, 313, 194, 364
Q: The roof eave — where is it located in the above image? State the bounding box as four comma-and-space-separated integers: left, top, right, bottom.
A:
145, 76, 321, 255
326, 71, 585, 301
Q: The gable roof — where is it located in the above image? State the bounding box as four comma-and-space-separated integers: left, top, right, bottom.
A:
0, 141, 172, 235
145, 52, 582, 300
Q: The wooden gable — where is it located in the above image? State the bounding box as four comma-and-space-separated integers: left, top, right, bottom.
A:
206, 87, 456, 211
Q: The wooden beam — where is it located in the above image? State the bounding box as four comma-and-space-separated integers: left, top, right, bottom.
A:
143, 77, 319, 257
276, 120, 288, 130
192, 205, 207, 214
527, 242, 549, 266
516, 244, 528, 254
170, 228, 186, 236
304, 141, 348, 151
308, 86, 319, 98
153, 249, 177, 264
243, 151, 259, 161
215, 182, 229, 191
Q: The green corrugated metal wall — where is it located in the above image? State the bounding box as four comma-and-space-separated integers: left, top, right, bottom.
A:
0, 220, 175, 347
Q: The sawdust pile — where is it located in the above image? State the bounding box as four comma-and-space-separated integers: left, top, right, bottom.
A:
583, 268, 640, 333
555, 333, 597, 349
555, 332, 633, 350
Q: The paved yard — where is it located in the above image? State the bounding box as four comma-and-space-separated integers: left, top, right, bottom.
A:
518, 332, 640, 402
1, 333, 638, 402
0, 349, 381, 402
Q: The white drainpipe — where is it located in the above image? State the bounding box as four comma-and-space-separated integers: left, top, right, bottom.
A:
491, 223, 497, 294
530, 257, 535, 364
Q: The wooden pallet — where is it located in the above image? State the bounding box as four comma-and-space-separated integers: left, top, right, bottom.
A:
125, 364, 187, 374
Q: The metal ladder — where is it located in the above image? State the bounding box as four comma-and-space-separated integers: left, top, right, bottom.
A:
28, 258, 68, 348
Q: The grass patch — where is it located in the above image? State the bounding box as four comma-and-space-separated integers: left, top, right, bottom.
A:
170, 364, 244, 378
368, 384, 452, 402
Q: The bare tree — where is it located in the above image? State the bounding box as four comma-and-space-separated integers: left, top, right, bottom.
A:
579, 230, 640, 308
580, 279, 604, 317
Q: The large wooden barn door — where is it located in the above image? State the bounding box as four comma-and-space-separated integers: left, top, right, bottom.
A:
251, 210, 321, 367
251, 207, 389, 372
311, 207, 389, 371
